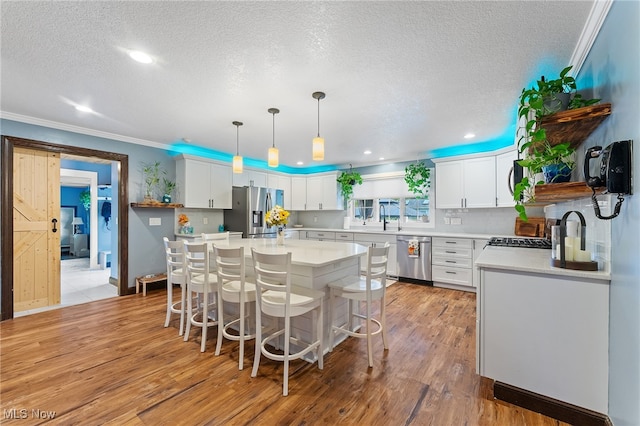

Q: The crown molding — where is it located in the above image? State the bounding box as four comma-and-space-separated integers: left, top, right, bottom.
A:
0, 111, 170, 151
568, 0, 613, 75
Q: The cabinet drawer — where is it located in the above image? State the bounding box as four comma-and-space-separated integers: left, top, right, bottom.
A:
335, 232, 354, 241
306, 231, 335, 240
432, 237, 473, 249
432, 246, 472, 259
355, 233, 395, 244
432, 265, 473, 286
432, 256, 473, 268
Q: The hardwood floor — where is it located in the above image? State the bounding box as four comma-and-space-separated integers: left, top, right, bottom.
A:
0, 282, 568, 425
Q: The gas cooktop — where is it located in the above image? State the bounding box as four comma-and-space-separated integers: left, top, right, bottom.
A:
487, 237, 552, 249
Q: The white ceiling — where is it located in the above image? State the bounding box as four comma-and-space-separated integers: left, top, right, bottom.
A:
1, 1, 596, 170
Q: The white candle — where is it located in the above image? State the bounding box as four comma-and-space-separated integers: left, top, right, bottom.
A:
563, 237, 574, 261
575, 249, 592, 262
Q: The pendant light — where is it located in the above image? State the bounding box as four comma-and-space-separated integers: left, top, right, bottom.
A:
268, 107, 279, 167
232, 121, 243, 174
312, 91, 325, 161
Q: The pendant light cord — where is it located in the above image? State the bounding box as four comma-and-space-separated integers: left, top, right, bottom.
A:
317, 98, 321, 138
272, 112, 276, 148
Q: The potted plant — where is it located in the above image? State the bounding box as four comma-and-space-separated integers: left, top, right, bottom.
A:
404, 161, 431, 198
514, 65, 599, 221
161, 178, 176, 203
336, 165, 362, 203
79, 190, 91, 211
513, 142, 576, 221
141, 161, 164, 202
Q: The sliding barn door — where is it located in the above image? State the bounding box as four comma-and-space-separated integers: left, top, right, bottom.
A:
13, 147, 61, 311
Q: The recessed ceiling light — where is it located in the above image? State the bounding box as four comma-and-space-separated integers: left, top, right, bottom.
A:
364, 150, 372, 155
379, 157, 385, 161
464, 133, 476, 139
75, 105, 94, 113
128, 50, 153, 64
296, 161, 304, 165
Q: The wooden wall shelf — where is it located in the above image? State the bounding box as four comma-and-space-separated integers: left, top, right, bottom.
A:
130, 202, 184, 209
534, 181, 604, 204
539, 103, 612, 149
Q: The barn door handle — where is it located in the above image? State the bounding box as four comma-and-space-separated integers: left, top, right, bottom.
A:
52, 218, 58, 233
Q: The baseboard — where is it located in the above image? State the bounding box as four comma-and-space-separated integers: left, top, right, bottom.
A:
493, 381, 611, 426
397, 277, 433, 286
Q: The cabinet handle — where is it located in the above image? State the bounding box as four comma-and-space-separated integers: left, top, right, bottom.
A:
445, 241, 457, 245
446, 271, 457, 274
446, 260, 457, 263
445, 250, 457, 254
461, 198, 464, 208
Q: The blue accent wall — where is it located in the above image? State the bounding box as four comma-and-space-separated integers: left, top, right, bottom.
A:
580, 1, 640, 424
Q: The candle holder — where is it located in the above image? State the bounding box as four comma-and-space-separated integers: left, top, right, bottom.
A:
551, 210, 598, 271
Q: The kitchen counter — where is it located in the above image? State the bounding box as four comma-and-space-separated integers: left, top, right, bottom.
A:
175, 231, 243, 239
475, 245, 610, 281
293, 227, 497, 240
476, 245, 610, 414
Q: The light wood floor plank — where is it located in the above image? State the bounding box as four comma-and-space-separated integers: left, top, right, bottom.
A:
1, 282, 568, 425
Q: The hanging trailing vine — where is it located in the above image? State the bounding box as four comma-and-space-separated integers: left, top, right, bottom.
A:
404, 161, 431, 198
336, 164, 363, 203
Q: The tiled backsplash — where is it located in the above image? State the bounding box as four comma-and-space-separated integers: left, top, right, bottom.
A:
544, 195, 613, 273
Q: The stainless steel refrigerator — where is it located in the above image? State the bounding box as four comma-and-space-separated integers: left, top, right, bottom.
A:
223, 186, 285, 238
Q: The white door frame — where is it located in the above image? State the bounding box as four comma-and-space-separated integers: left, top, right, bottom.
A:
60, 168, 98, 269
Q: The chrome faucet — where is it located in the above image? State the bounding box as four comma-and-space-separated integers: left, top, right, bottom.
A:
380, 204, 388, 231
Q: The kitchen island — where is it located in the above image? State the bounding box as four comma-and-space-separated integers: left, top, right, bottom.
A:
475, 245, 610, 419
207, 238, 369, 359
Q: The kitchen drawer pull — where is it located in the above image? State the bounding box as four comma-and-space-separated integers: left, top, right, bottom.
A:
445, 250, 457, 254
445, 260, 457, 263
446, 271, 457, 274
445, 241, 457, 244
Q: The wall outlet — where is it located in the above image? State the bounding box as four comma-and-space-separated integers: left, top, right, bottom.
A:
149, 217, 161, 226
443, 217, 451, 225
451, 217, 462, 225
313, 216, 318, 223
203, 217, 208, 224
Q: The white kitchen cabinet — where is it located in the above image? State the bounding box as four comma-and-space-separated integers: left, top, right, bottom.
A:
176, 156, 232, 209
477, 267, 609, 413
305, 230, 336, 241
431, 237, 474, 290
305, 172, 342, 210
291, 177, 307, 210
232, 169, 267, 188
472, 239, 489, 287
435, 156, 496, 209
353, 233, 397, 277
268, 174, 292, 210
495, 149, 517, 207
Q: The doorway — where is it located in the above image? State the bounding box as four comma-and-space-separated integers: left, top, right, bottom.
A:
1, 135, 129, 321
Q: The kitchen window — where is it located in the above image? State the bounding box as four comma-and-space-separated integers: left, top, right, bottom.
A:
404, 198, 430, 223
350, 170, 433, 228
354, 199, 374, 223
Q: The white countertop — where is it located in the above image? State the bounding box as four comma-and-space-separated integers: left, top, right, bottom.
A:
475, 246, 610, 281
208, 238, 367, 267
175, 231, 243, 239
288, 227, 497, 240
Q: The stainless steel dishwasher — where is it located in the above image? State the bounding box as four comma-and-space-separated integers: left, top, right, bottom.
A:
397, 235, 432, 284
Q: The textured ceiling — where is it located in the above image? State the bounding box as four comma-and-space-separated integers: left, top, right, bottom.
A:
1, 1, 595, 170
